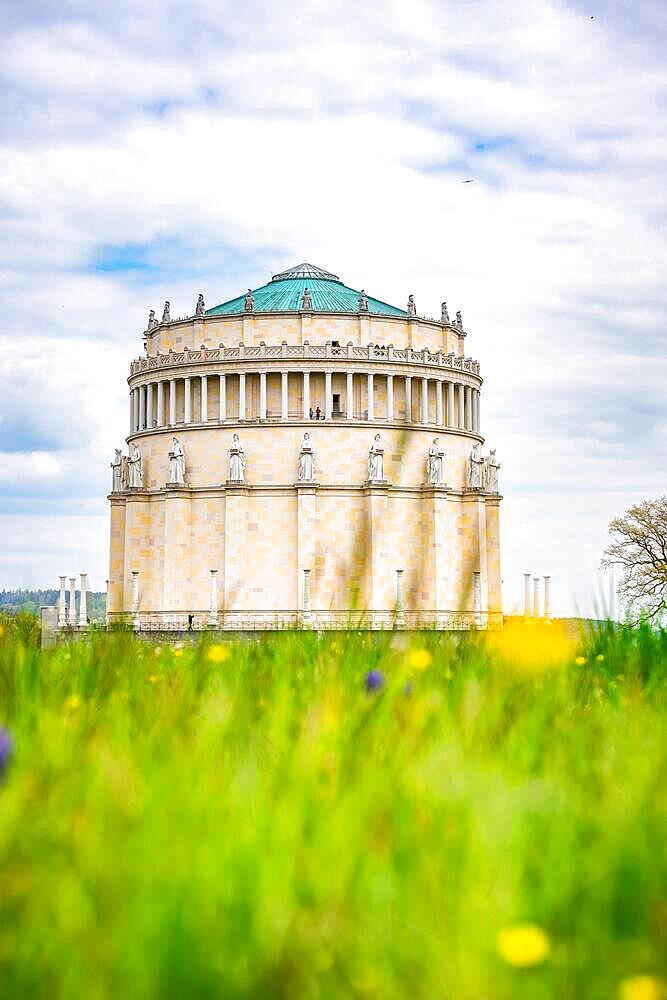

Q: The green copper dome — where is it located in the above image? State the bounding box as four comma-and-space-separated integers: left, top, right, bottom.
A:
205, 262, 407, 317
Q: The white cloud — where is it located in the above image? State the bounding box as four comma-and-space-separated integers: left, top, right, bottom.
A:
0, 0, 665, 615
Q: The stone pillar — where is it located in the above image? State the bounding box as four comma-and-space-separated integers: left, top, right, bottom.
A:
436, 380, 443, 426
131, 570, 140, 630
239, 372, 246, 420
473, 571, 482, 626
346, 371, 354, 419
139, 385, 146, 430
524, 573, 532, 617
208, 569, 219, 627
303, 371, 310, 419
325, 371, 333, 420
68, 577, 76, 626
259, 371, 267, 420
157, 381, 164, 427
405, 376, 412, 422
421, 377, 429, 424
78, 573, 88, 627
544, 576, 551, 620
302, 568, 312, 626
533, 576, 540, 618
184, 377, 192, 424
169, 379, 176, 426
200, 375, 208, 422
219, 374, 226, 422
57, 576, 67, 627
464, 386, 471, 430
105, 579, 109, 626
281, 371, 288, 419
146, 384, 153, 428
387, 374, 394, 420
474, 390, 480, 433
447, 381, 455, 427
130, 390, 135, 434
458, 384, 465, 429
395, 569, 405, 626
367, 372, 374, 421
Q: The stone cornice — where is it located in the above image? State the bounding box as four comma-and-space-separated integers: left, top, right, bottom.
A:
126, 419, 484, 443
109, 483, 500, 501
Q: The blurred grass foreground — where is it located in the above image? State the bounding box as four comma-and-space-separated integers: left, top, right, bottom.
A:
0, 619, 665, 999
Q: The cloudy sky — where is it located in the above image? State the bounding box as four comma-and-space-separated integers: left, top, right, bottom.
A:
1, 0, 666, 615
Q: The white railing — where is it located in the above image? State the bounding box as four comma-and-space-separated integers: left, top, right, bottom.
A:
131, 345, 480, 376
107, 610, 502, 631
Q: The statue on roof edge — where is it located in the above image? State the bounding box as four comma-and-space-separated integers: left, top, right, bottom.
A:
244, 289, 254, 312
407, 294, 416, 317
441, 301, 449, 324
161, 301, 171, 324
358, 289, 369, 312
195, 293, 205, 317
300, 287, 313, 310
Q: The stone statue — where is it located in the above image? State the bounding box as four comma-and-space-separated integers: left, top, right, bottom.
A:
484, 448, 500, 493
468, 442, 484, 490
229, 433, 246, 483
407, 294, 416, 317
111, 449, 124, 492
300, 287, 313, 310
427, 438, 445, 486
169, 436, 185, 485
147, 309, 157, 330
358, 289, 369, 312
455, 310, 463, 330
441, 301, 449, 324
244, 288, 254, 312
368, 433, 384, 482
162, 300, 171, 324
195, 293, 205, 317
128, 443, 144, 489
298, 432, 315, 481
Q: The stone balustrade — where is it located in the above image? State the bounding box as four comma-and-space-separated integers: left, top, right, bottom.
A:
130, 343, 481, 376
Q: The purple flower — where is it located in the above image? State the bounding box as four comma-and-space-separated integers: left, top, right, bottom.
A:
365, 669, 385, 692
0, 728, 13, 778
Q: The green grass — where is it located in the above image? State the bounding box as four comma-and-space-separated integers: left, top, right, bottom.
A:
0, 623, 665, 999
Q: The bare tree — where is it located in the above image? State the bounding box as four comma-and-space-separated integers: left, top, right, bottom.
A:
601, 496, 667, 623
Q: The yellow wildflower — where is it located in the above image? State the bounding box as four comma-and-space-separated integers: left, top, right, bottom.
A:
619, 976, 666, 1000
173, 649, 183, 657
488, 620, 574, 675
208, 644, 230, 663
0, 624, 4, 638
596, 653, 605, 662
147, 675, 160, 683
64, 694, 82, 711
575, 656, 587, 666
408, 648, 432, 671
497, 924, 550, 967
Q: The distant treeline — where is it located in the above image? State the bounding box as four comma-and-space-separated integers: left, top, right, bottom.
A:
0, 590, 107, 621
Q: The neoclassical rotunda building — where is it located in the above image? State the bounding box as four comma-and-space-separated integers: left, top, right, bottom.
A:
108, 263, 502, 630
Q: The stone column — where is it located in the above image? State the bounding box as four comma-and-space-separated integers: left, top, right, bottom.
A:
325, 371, 333, 420
302, 568, 312, 626
346, 371, 353, 419
78, 573, 88, 627
281, 371, 288, 419
524, 573, 532, 616
239, 372, 246, 420
367, 372, 374, 421
303, 371, 310, 419
458, 384, 465, 429
533, 576, 540, 618
447, 382, 455, 428
157, 381, 164, 427
405, 376, 412, 422
57, 576, 67, 627
464, 386, 471, 430
208, 569, 219, 627
130, 390, 135, 434
395, 569, 405, 626
169, 379, 176, 426
184, 377, 192, 424
68, 576, 76, 626
200, 375, 208, 422
259, 371, 267, 420
219, 374, 226, 422
146, 384, 153, 428
387, 374, 394, 420
421, 377, 429, 424
131, 570, 140, 630
436, 380, 443, 426
138, 385, 146, 430
474, 390, 480, 433
473, 571, 482, 625
544, 576, 551, 620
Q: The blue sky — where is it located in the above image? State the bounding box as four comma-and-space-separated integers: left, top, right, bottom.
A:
0, 0, 666, 614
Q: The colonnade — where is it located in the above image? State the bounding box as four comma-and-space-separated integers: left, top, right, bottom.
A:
130, 371, 481, 434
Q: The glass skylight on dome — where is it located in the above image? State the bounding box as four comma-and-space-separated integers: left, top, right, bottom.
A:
271, 262, 342, 283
